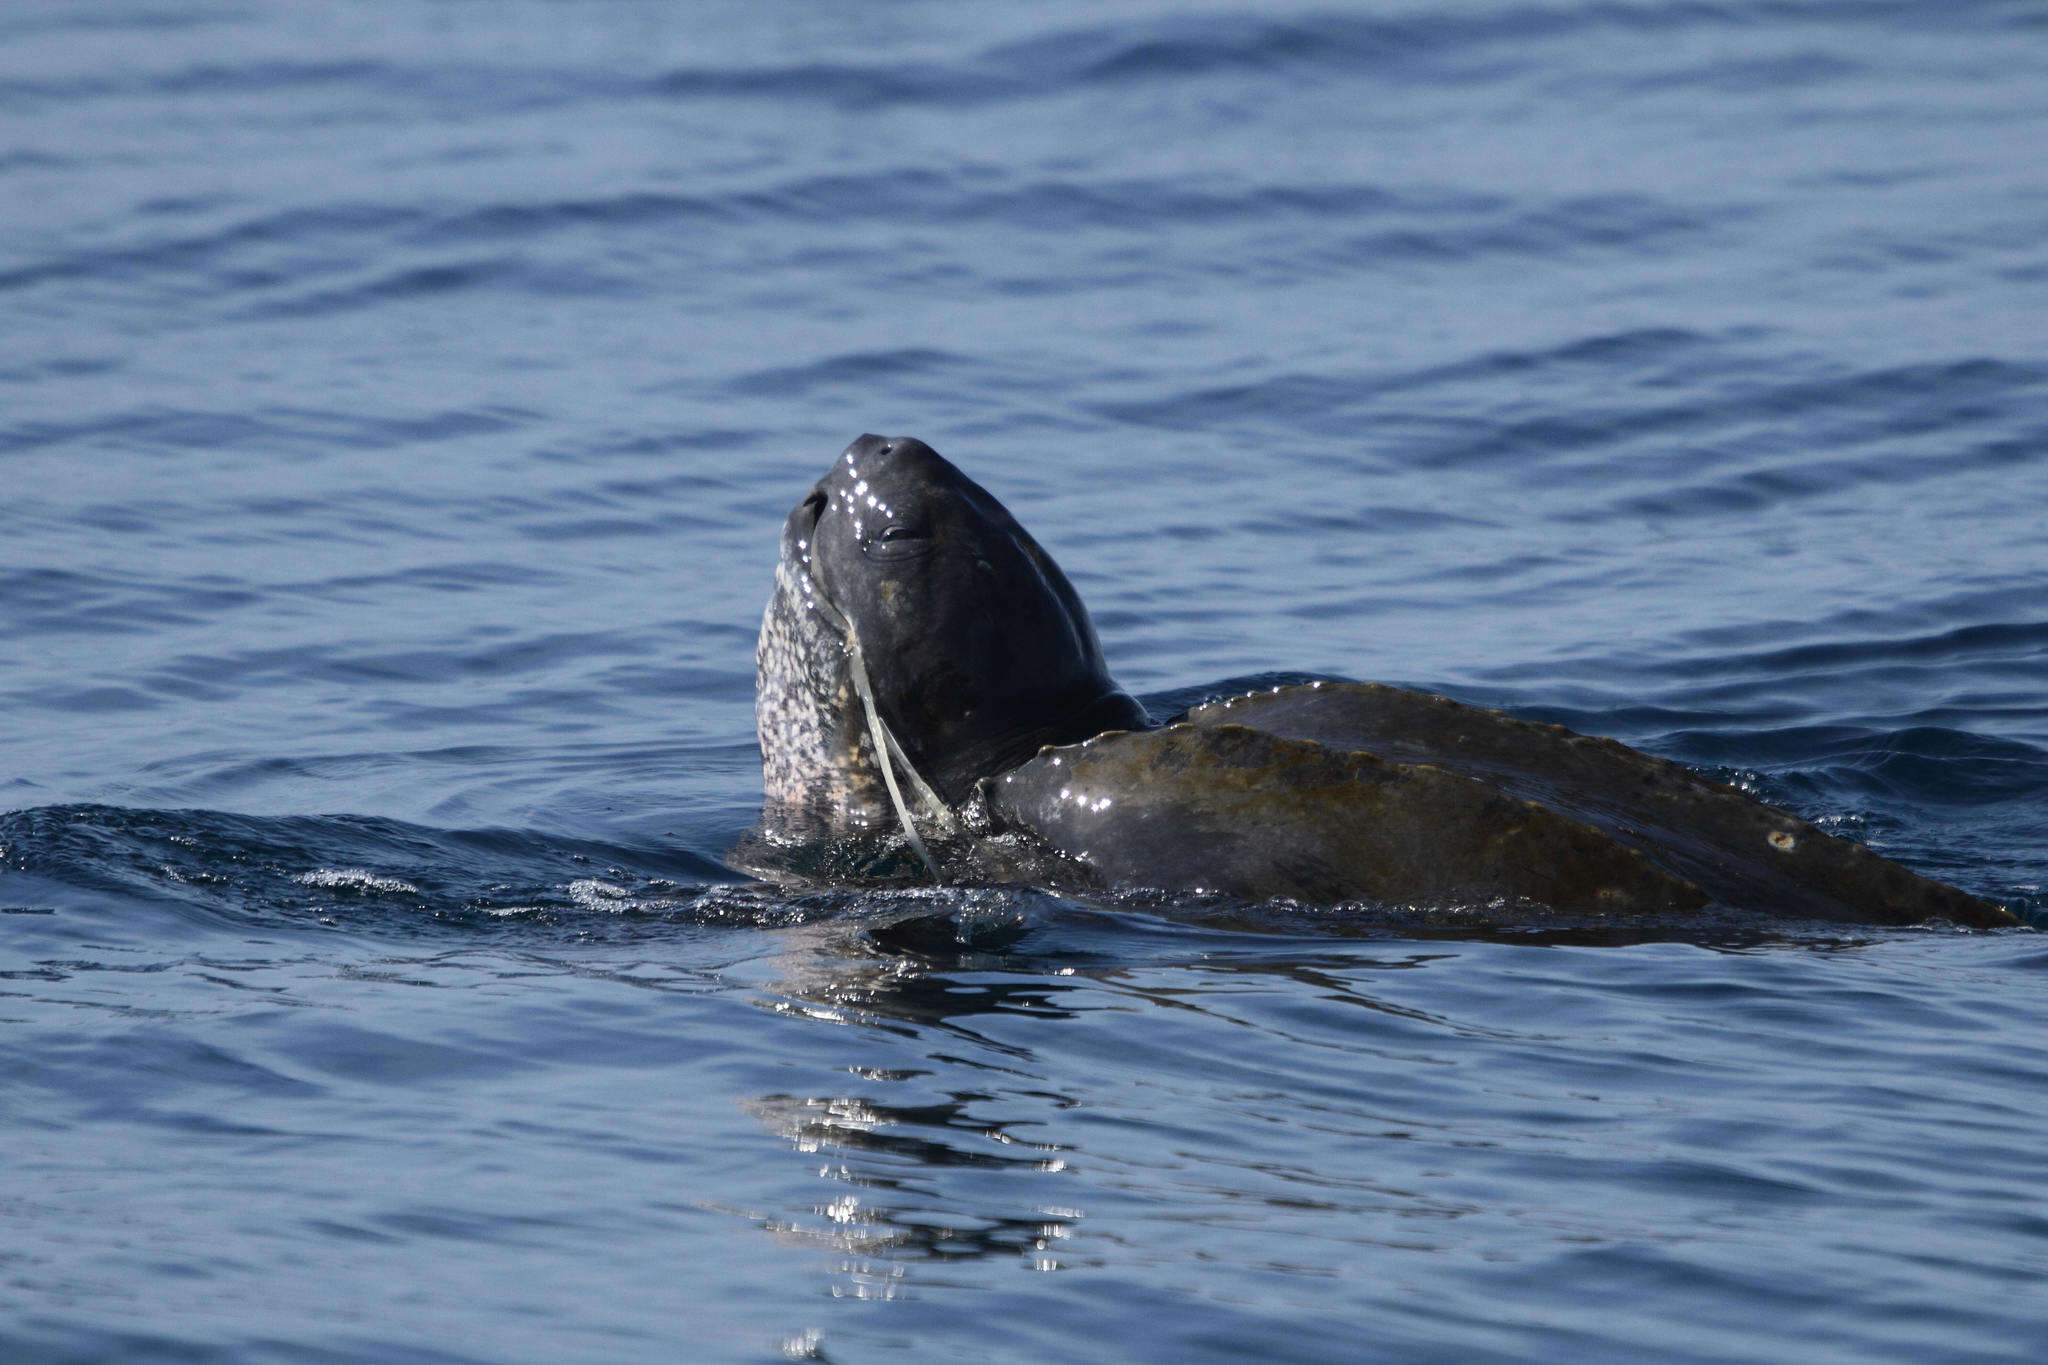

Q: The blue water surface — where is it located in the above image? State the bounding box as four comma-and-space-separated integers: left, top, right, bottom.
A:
4, 1, 2048, 1360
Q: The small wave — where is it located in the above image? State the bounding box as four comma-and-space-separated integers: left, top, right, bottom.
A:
1101, 325, 1728, 438
647, 4, 1974, 111
0, 202, 427, 298
728, 347, 971, 400
402, 174, 1486, 265
1702, 726, 2048, 808
0, 401, 527, 459
233, 257, 650, 321
569, 877, 641, 911
294, 868, 420, 896
0, 804, 737, 934
0, 565, 261, 640
1690, 619, 2048, 681
0, 57, 607, 116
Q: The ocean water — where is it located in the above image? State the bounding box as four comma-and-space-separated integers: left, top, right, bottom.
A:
5, 0, 2048, 1359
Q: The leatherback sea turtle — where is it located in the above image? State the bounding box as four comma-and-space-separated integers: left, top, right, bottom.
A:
732, 434, 2016, 929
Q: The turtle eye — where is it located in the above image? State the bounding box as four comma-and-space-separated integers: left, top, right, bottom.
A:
864, 521, 933, 560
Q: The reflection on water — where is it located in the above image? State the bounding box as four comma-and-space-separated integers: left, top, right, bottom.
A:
4, 807, 2047, 1360
744, 1087, 1077, 1271
719, 897, 2048, 1355
734, 903, 1578, 1291
741, 903, 1085, 1281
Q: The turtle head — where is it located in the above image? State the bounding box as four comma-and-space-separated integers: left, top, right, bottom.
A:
756, 433, 1146, 824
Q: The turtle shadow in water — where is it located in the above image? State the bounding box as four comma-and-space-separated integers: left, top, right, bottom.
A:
734, 434, 2022, 933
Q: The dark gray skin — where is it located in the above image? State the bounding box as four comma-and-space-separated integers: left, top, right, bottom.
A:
741, 435, 2019, 929
741, 434, 1147, 865
991, 683, 2017, 926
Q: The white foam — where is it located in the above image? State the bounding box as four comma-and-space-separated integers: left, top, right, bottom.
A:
569, 878, 638, 911
293, 868, 419, 895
